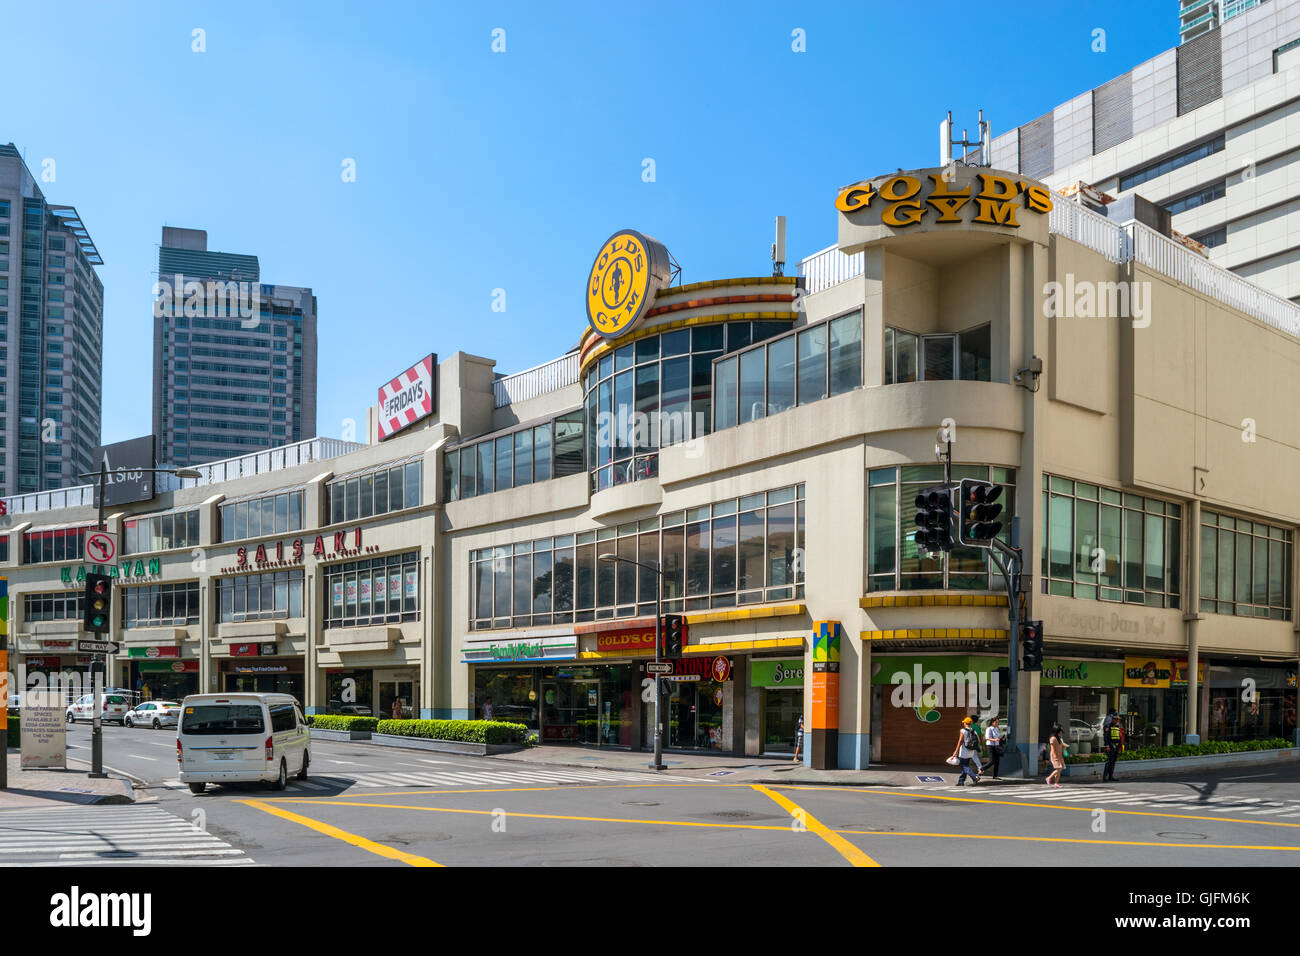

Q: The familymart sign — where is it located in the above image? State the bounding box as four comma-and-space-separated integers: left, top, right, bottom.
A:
461, 636, 577, 664
60, 560, 161, 585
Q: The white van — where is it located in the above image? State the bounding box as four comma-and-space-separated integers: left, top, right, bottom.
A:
177, 693, 311, 794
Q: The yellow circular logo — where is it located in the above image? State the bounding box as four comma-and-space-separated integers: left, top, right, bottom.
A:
585, 230, 666, 339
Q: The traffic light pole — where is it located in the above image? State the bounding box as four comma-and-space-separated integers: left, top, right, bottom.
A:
987, 532, 1025, 777
89, 460, 107, 778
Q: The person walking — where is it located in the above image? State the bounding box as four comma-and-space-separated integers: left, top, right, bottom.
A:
792, 715, 804, 763
951, 716, 982, 786
1102, 709, 1124, 782
1045, 723, 1066, 787
983, 716, 1004, 779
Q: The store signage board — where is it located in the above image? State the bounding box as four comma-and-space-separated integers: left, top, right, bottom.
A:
93, 435, 157, 508
377, 354, 437, 441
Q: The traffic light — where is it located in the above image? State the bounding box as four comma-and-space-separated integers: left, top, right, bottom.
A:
83, 572, 112, 634
661, 614, 685, 658
1021, 620, 1043, 671
912, 485, 956, 553
957, 478, 1005, 547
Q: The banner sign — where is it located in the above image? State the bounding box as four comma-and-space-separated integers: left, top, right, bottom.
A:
378, 353, 437, 441
1124, 657, 1174, 689
20, 700, 66, 769
93, 435, 157, 508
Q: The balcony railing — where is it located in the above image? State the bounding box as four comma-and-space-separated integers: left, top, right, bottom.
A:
493, 352, 580, 408
4, 436, 366, 516
798, 245, 865, 295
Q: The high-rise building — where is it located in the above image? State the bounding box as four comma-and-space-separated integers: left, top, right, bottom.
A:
1181, 0, 1270, 44
977, 0, 1300, 303
151, 227, 317, 467
0, 143, 104, 496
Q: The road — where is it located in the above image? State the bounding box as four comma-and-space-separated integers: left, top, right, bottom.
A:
8, 722, 1299, 867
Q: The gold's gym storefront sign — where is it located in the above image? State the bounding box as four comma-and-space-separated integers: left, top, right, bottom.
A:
835, 169, 1053, 230
585, 229, 672, 340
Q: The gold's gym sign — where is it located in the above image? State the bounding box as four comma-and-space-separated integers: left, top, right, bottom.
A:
835, 170, 1053, 229
585, 229, 672, 340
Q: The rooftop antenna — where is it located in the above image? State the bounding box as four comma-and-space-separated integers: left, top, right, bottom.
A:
940, 110, 991, 167
771, 216, 786, 277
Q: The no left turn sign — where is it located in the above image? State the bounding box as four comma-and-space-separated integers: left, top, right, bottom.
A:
86, 531, 117, 565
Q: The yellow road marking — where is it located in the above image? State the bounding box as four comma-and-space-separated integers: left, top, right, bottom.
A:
773, 784, 1300, 830
835, 829, 1300, 851
239, 798, 443, 867
750, 784, 879, 867
263, 782, 744, 801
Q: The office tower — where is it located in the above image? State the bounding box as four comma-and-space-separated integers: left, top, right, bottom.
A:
982, 0, 1300, 302
152, 227, 317, 466
0, 143, 104, 495
1181, 0, 1271, 44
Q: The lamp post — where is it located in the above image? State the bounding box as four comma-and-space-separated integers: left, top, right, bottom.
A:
76, 464, 202, 778
598, 553, 665, 771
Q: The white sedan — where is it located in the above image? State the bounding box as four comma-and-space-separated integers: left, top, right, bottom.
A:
123, 700, 182, 729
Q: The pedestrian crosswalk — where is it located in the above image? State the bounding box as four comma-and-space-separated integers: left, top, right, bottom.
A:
158, 765, 697, 792
907, 782, 1300, 818
0, 805, 254, 865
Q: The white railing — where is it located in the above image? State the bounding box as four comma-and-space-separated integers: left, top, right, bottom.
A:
797, 244, 865, 295
493, 352, 580, 408
4, 436, 366, 516
1048, 194, 1130, 264
1127, 222, 1300, 338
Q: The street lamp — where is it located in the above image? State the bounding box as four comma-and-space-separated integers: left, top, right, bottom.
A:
75, 464, 203, 778
598, 552, 666, 771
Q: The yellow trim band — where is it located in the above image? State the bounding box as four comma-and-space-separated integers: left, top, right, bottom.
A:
683, 603, 806, 625
859, 594, 1009, 609
860, 628, 1009, 641
580, 312, 799, 375
683, 637, 804, 654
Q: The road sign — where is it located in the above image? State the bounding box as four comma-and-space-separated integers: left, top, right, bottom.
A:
85, 531, 117, 565
645, 662, 672, 674
76, 639, 119, 655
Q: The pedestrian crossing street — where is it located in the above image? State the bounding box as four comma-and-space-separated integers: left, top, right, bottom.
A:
908, 782, 1300, 818
0, 805, 254, 866
159, 765, 699, 792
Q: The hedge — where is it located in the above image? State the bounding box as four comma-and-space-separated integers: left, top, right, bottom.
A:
377, 719, 528, 745
309, 715, 379, 732
1066, 737, 1292, 764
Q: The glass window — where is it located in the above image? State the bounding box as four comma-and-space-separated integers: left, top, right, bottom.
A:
923, 335, 954, 381
478, 442, 495, 495
634, 365, 658, 451
660, 356, 691, 446
959, 324, 991, 382
533, 425, 552, 482
275, 494, 289, 533
714, 356, 738, 431
894, 330, 918, 384
766, 336, 795, 415
796, 324, 827, 405
405, 462, 420, 508
739, 347, 765, 425
495, 436, 513, 491
514, 428, 532, 487
360, 476, 374, 520
829, 312, 862, 396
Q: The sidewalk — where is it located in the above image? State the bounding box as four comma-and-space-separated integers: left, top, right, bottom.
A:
0, 751, 137, 809
481, 744, 1029, 787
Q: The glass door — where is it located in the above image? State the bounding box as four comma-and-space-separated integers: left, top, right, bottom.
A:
379, 680, 415, 719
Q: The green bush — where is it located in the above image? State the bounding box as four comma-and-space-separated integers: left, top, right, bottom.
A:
1065, 737, 1292, 764
309, 714, 378, 732
377, 719, 527, 745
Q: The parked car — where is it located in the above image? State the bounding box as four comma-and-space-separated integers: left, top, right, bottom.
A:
1067, 718, 1097, 744
177, 693, 311, 794
65, 693, 130, 725
124, 700, 182, 729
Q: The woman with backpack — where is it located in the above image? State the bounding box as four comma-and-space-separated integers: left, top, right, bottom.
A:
950, 716, 982, 786
1045, 723, 1066, 787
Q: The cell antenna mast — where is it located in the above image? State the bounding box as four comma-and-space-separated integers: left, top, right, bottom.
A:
940, 110, 991, 167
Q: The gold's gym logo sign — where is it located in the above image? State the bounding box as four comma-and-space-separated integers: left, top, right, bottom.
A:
585, 229, 672, 339
835, 171, 1053, 229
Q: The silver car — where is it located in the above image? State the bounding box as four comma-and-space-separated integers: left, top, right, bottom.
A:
124, 700, 182, 729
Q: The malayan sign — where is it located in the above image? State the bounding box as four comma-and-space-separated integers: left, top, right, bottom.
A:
61, 559, 161, 584
584, 230, 673, 340
836, 168, 1053, 232
377, 354, 437, 441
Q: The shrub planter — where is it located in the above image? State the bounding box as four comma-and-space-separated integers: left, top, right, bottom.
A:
1061, 746, 1299, 780
369, 733, 523, 756
309, 728, 372, 741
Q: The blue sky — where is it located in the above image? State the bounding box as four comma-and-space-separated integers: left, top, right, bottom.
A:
3, 0, 1173, 449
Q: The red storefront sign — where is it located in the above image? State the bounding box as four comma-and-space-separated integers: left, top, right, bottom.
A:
230, 643, 261, 657
660, 656, 734, 681
144, 646, 179, 659
595, 626, 657, 652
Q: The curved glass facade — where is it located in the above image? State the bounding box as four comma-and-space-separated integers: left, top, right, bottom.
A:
582, 319, 792, 492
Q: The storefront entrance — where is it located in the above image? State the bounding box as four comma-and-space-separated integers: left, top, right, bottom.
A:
542, 679, 602, 744
224, 663, 304, 702
378, 679, 416, 719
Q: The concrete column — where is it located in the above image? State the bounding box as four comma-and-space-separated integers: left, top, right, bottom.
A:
1186, 498, 1202, 743
1021, 669, 1040, 773
304, 560, 323, 714
744, 656, 760, 756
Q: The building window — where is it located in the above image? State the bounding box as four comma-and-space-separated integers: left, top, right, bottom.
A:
1189, 225, 1227, 248
1118, 134, 1225, 193
469, 483, 805, 629
124, 509, 201, 555
218, 569, 304, 623
23, 526, 89, 564
444, 408, 584, 502
329, 460, 421, 524
324, 551, 420, 628
1038, 476, 1181, 607
1199, 512, 1291, 619
885, 323, 991, 385
1164, 180, 1226, 215
122, 581, 201, 628
23, 590, 84, 622
220, 489, 304, 542
868, 466, 1016, 593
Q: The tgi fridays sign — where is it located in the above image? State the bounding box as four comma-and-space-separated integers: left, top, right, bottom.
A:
378, 353, 437, 441
220, 527, 372, 573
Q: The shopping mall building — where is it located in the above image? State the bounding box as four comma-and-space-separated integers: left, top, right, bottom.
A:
5, 163, 1299, 769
